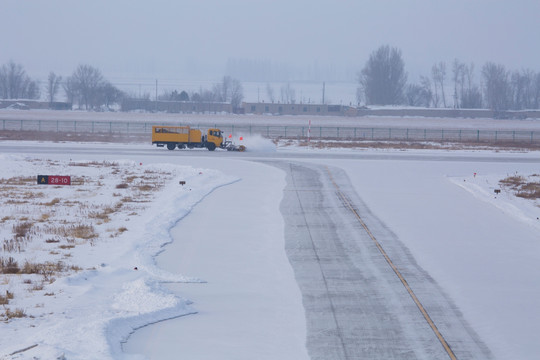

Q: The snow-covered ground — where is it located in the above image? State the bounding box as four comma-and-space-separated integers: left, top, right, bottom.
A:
2, 108, 540, 131
1, 139, 540, 359
0, 153, 240, 359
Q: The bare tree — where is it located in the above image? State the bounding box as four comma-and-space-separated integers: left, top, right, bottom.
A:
179, 91, 189, 101
510, 69, 537, 110
71, 64, 104, 110
455, 62, 483, 109
100, 81, 124, 109
534, 72, 540, 109
266, 83, 275, 103
63, 76, 78, 106
47, 72, 62, 105
196, 87, 216, 102
0, 61, 40, 99
280, 83, 296, 104
359, 45, 407, 105
419, 75, 434, 107
165, 90, 190, 101
431, 62, 447, 107
25, 79, 40, 100
212, 76, 232, 102
209, 76, 243, 108
229, 78, 244, 109
66, 64, 122, 110
482, 62, 510, 110
452, 59, 466, 108
405, 83, 431, 107
460, 86, 483, 109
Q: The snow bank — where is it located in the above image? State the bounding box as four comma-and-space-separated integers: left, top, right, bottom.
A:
450, 172, 540, 231
0, 154, 238, 359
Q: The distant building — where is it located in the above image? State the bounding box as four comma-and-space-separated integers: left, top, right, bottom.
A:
242, 102, 355, 116
121, 99, 232, 113
0, 100, 71, 110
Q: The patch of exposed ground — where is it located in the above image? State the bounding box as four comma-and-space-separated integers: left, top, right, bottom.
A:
276, 138, 540, 151
499, 174, 540, 199
0, 158, 172, 321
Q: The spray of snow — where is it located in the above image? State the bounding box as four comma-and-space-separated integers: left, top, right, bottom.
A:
234, 134, 276, 152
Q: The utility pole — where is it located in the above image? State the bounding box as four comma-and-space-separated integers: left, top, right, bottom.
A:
322, 82, 325, 104
155, 79, 158, 112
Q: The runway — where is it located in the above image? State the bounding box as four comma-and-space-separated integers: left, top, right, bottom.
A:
272, 161, 492, 359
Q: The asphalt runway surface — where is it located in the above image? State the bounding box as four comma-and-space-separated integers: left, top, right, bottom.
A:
2, 140, 540, 164
269, 160, 492, 359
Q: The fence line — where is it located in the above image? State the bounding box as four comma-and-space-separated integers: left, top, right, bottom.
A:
2, 119, 540, 144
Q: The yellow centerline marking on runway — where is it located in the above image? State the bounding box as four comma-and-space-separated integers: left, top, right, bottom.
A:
325, 167, 458, 360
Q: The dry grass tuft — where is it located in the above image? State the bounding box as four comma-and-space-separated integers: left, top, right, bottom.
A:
59, 244, 75, 250
89, 206, 116, 222
0, 290, 14, 305
42, 198, 61, 206
0, 257, 20, 274
71, 160, 119, 167
20, 260, 72, 279
39, 213, 51, 222
500, 175, 540, 199
500, 175, 526, 188
6, 199, 29, 205
31, 282, 44, 291
69, 224, 98, 239
517, 184, 540, 199
3, 307, 26, 319
136, 184, 153, 191
13, 222, 33, 238
0, 176, 35, 185
3, 238, 25, 253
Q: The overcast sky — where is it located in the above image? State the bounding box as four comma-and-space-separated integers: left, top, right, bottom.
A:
2, 0, 540, 85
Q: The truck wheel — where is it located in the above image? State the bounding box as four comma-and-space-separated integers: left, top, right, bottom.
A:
166, 143, 176, 150
177, 144, 186, 149
207, 143, 216, 151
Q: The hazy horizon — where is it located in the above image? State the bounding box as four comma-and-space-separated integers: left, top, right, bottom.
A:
2, 0, 540, 88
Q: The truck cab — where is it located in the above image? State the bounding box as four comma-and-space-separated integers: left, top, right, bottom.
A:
205, 128, 224, 150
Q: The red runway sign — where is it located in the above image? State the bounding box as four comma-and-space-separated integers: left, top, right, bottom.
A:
37, 175, 71, 185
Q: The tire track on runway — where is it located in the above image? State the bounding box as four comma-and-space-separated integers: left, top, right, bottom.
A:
265, 160, 492, 360
290, 163, 350, 360
325, 166, 457, 360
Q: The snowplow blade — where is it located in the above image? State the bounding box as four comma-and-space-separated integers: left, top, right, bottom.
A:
227, 144, 246, 152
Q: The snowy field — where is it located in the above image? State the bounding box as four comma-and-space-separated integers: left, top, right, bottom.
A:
0, 138, 540, 359
2, 108, 540, 131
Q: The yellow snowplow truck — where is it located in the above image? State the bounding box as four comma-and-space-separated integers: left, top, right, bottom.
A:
151, 125, 246, 151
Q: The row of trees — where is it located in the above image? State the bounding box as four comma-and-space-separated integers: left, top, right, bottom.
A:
63, 65, 124, 110
159, 76, 244, 109
0, 61, 124, 110
358, 45, 540, 110
0, 62, 41, 100
1, 62, 245, 111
